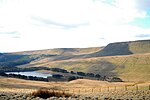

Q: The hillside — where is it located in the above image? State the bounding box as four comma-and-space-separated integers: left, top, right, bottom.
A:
0, 77, 149, 99
129, 40, 150, 53
0, 53, 35, 68
0, 47, 102, 68
14, 47, 102, 55
24, 53, 150, 82
90, 39, 150, 57
0, 39, 150, 82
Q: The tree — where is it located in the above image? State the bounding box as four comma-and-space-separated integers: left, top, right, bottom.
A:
95, 74, 101, 78
77, 72, 86, 76
67, 76, 77, 81
70, 71, 76, 74
86, 73, 95, 77
52, 74, 64, 79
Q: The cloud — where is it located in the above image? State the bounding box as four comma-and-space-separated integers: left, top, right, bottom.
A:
98, 0, 116, 6
0, 0, 150, 52
0, 31, 18, 34
32, 16, 89, 29
136, 34, 150, 38
11, 36, 20, 38
0, 31, 20, 39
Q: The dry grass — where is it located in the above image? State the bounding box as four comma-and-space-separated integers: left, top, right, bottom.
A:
31, 88, 72, 99
28, 53, 150, 82
14, 47, 101, 55
0, 77, 150, 99
0, 77, 149, 93
0, 88, 36, 94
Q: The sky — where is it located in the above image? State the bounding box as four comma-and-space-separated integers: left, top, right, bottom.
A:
0, 0, 150, 52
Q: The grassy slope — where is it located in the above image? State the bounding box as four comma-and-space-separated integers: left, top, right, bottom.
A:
28, 53, 150, 82
1, 47, 102, 68
14, 47, 102, 55
0, 78, 150, 100
91, 42, 132, 57
0, 77, 143, 90
106, 54, 150, 82
90, 40, 150, 57
0, 53, 34, 68
129, 40, 150, 53
11, 39, 150, 82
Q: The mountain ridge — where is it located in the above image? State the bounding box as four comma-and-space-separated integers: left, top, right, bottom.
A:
89, 39, 150, 57
0, 39, 150, 82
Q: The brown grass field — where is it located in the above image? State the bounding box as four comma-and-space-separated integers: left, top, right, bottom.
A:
0, 77, 150, 99
0, 77, 149, 93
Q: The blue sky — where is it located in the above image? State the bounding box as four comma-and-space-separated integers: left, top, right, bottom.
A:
0, 0, 150, 52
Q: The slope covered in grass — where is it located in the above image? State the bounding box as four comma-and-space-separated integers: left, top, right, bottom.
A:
129, 40, 150, 53
0, 53, 34, 68
0, 47, 102, 68
90, 39, 150, 57
1, 39, 150, 82
16, 40, 150, 82
28, 53, 150, 82
14, 47, 102, 55
91, 42, 132, 57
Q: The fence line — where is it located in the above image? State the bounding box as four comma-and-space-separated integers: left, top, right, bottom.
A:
63, 84, 150, 94
0, 84, 149, 94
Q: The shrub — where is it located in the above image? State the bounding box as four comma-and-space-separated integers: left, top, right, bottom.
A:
95, 74, 101, 78
31, 88, 72, 99
68, 76, 77, 81
70, 71, 76, 74
109, 77, 123, 82
76, 72, 86, 76
50, 68, 69, 73
52, 74, 64, 79
86, 73, 95, 77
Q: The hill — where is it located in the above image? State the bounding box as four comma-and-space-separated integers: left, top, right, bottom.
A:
90, 39, 150, 57
25, 53, 150, 82
0, 47, 102, 68
0, 53, 35, 68
0, 39, 150, 82
14, 47, 102, 56
129, 40, 150, 53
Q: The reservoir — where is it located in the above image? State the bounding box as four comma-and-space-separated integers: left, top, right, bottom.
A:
6, 71, 52, 78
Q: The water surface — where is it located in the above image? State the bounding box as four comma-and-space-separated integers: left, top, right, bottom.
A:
6, 71, 52, 78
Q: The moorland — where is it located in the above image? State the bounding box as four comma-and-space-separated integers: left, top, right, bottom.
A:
0, 39, 150, 99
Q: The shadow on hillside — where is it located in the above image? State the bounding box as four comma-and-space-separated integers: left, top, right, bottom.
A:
0, 53, 34, 68
87, 61, 118, 76
90, 42, 133, 57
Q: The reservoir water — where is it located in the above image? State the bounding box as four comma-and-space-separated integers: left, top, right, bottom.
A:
6, 71, 52, 78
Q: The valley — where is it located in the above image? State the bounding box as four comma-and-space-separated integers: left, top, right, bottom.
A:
0, 39, 150, 99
